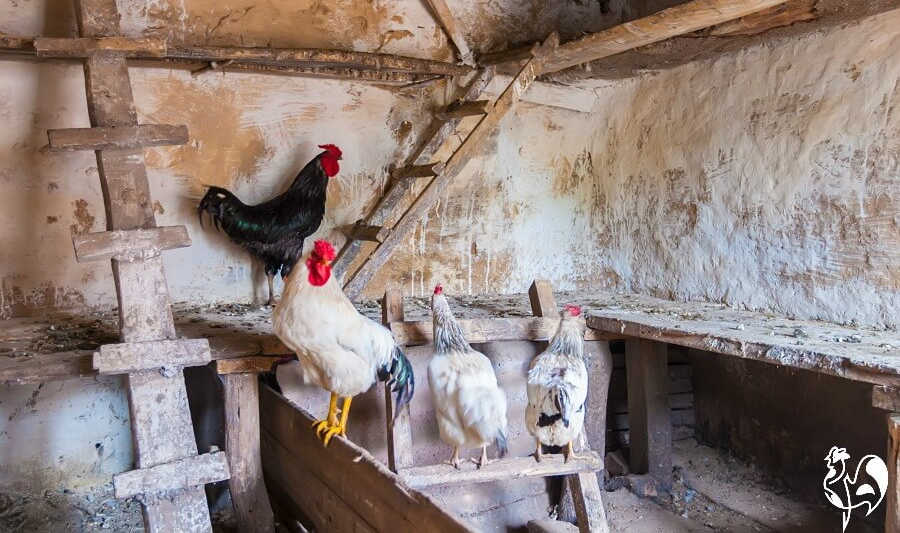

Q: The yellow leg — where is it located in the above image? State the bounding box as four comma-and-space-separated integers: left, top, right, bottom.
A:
313, 393, 339, 439
564, 440, 583, 463
323, 396, 353, 447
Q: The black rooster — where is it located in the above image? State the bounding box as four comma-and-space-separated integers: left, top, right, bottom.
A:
198, 144, 342, 305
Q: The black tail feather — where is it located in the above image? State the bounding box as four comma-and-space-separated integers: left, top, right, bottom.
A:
379, 346, 414, 418
495, 431, 509, 458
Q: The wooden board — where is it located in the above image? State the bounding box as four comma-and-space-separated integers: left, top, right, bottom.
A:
113, 451, 229, 498
94, 338, 210, 374
34, 37, 167, 57
382, 289, 415, 473
73, 226, 191, 263
47, 124, 188, 152
586, 294, 900, 386
400, 452, 604, 489
259, 385, 476, 532
888, 414, 900, 533
391, 316, 609, 345
625, 339, 672, 488
423, 0, 473, 64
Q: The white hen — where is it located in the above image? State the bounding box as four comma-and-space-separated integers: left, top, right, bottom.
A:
525, 304, 587, 462
428, 284, 508, 468
272, 240, 414, 446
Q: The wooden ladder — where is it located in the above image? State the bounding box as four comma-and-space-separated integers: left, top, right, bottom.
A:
46, 1, 234, 530
334, 33, 558, 300
380, 280, 609, 532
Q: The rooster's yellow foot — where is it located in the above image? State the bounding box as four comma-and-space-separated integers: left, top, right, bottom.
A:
321, 422, 347, 447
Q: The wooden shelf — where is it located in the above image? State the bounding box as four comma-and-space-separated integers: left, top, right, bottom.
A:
399, 451, 604, 490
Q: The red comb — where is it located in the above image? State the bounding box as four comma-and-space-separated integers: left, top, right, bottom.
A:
318, 144, 342, 158
312, 240, 336, 261
564, 304, 581, 317
434, 284, 443, 295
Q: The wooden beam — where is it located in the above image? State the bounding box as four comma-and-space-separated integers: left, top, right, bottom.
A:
482, 0, 790, 75
392, 162, 445, 180
625, 339, 672, 489
113, 451, 230, 498
223, 374, 275, 533
72, 226, 192, 263
888, 414, 900, 533
874, 386, 900, 411
435, 99, 490, 120
400, 451, 603, 489
423, 0, 473, 65
216, 356, 281, 375
34, 37, 167, 58
340, 223, 386, 243
383, 289, 415, 473
342, 36, 556, 298
94, 338, 211, 374
568, 473, 610, 533
391, 316, 610, 346
529, 279, 560, 318
47, 124, 188, 152
702, 0, 817, 36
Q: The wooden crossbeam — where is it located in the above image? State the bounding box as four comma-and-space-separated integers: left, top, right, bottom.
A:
392, 162, 445, 180
114, 451, 230, 498
341, 36, 557, 298
34, 37, 167, 57
47, 124, 188, 152
481, 0, 789, 74
399, 451, 604, 489
436, 100, 491, 120
341, 223, 386, 243
72, 226, 191, 262
390, 316, 609, 346
94, 338, 211, 374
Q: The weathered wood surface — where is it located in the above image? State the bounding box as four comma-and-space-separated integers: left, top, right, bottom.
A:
113, 451, 230, 498
391, 316, 609, 346
34, 37, 167, 57
400, 452, 604, 489
568, 473, 610, 533
483, 0, 789, 74
527, 520, 579, 533
73, 226, 191, 263
625, 339, 672, 488
215, 355, 281, 375
340, 222, 385, 243
333, 68, 495, 283
94, 338, 210, 374
223, 374, 275, 533
423, 0, 473, 64
872, 386, 900, 411
888, 414, 900, 533
47, 124, 188, 152
586, 294, 900, 386
341, 36, 555, 298
436, 99, 490, 120
701, 0, 817, 36
383, 289, 415, 473
392, 162, 446, 179
259, 385, 476, 532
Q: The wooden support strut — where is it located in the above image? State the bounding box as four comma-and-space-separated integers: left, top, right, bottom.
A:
383, 289, 415, 473
47, 124, 188, 152
625, 339, 672, 489
94, 338, 210, 374
114, 451, 230, 498
72, 226, 192, 263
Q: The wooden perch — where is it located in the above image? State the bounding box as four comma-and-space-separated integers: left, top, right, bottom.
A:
72, 226, 192, 263
114, 451, 230, 498
47, 124, 188, 151
94, 338, 211, 374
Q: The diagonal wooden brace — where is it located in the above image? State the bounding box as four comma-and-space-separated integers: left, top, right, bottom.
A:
47, 124, 188, 151
94, 338, 211, 374
114, 451, 231, 499
73, 226, 191, 263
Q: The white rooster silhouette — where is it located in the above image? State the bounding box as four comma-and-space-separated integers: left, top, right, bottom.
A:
823, 446, 888, 532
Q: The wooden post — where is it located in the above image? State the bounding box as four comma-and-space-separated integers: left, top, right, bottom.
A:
625, 339, 672, 489
223, 373, 275, 533
528, 280, 609, 533
383, 288, 415, 472
888, 414, 900, 533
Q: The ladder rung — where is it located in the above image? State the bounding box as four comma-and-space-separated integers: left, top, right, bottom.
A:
341, 223, 387, 243
399, 450, 603, 489
47, 124, 189, 152
436, 99, 491, 120
392, 162, 445, 180
72, 226, 192, 263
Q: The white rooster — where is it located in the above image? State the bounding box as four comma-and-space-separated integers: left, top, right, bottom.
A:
428, 284, 508, 468
526, 304, 587, 462
272, 240, 414, 446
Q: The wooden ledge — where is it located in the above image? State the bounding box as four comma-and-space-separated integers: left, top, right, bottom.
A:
73, 226, 191, 263
34, 37, 167, 58
95, 338, 211, 374
47, 124, 188, 152
400, 450, 603, 489
390, 316, 612, 346
113, 450, 230, 498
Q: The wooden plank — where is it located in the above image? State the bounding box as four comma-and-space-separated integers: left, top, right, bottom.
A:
625, 339, 672, 489
483, 0, 789, 74
259, 385, 476, 532
391, 316, 610, 346
340, 223, 386, 243
47, 124, 188, 152
34, 37, 167, 57
0, 350, 94, 385
568, 473, 610, 533
216, 356, 282, 375
423, 0, 473, 65
332, 68, 494, 281
400, 451, 603, 489
888, 414, 900, 533
342, 36, 555, 299
223, 374, 275, 533
73, 226, 191, 263
529, 279, 559, 318
873, 386, 900, 411
113, 451, 229, 498
94, 338, 210, 374
702, 0, 817, 36
392, 162, 445, 179
436, 100, 490, 120
527, 520, 578, 533
383, 289, 415, 473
